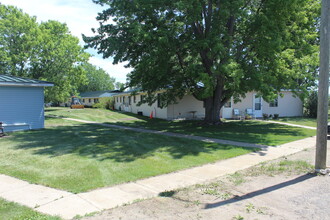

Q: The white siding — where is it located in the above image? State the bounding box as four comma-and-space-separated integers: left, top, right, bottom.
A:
113, 91, 303, 120
114, 94, 168, 119
227, 92, 255, 118
0, 86, 45, 132
167, 95, 205, 120
263, 91, 303, 117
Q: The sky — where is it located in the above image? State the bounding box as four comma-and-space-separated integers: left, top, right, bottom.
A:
2, 0, 131, 83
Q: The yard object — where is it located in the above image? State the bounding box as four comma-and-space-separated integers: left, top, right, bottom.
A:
245, 108, 256, 119
70, 96, 84, 109
233, 109, 243, 120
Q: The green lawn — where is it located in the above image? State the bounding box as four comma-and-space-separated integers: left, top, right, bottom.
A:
46, 107, 316, 146
0, 198, 60, 220
271, 117, 317, 127
0, 117, 255, 193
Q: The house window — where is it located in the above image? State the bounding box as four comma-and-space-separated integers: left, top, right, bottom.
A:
123, 96, 125, 103
89, 99, 91, 103
269, 98, 278, 107
133, 95, 136, 103
82, 99, 85, 103
120, 96, 122, 102
224, 101, 231, 108
116, 97, 118, 102
140, 95, 144, 102
94, 98, 98, 103
129, 96, 131, 105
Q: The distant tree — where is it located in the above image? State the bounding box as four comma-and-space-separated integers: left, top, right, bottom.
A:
78, 62, 115, 92
114, 82, 124, 90
0, 4, 39, 76
85, 0, 319, 123
304, 90, 318, 118
0, 5, 89, 102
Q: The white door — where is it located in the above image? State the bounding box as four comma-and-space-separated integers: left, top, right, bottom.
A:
253, 94, 263, 118
222, 98, 233, 119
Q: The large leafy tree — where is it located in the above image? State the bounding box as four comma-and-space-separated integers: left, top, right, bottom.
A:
84, 0, 319, 123
78, 62, 115, 92
0, 4, 89, 102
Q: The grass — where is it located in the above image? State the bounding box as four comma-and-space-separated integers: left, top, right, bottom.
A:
247, 159, 314, 176
0, 198, 60, 220
45, 107, 316, 146
271, 117, 317, 127
0, 117, 255, 193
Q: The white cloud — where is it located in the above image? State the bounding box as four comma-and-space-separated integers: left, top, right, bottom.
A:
2, 0, 130, 83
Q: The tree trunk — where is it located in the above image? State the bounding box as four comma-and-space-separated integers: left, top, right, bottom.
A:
204, 82, 224, 124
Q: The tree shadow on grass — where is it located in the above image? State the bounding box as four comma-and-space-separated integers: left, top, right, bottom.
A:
9, 123, 245, 163
110, 114, 315, 146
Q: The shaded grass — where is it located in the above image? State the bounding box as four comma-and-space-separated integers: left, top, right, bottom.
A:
0, 118, 255, 193
45, 108, 316, 146
0, 198, 60, 220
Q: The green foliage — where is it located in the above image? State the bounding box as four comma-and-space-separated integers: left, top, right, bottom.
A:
78, 63, 115, 93
0, 4, 89, 103
85, 0, 320, 123
304, 90, 318, 118
92, 97, 114, 109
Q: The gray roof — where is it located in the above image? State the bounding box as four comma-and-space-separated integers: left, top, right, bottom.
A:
79, 90, 120, 98
0, 75, 54, 87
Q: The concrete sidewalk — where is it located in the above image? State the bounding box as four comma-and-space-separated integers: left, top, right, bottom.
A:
259, 120, 316, 130
0, 136, 316, 219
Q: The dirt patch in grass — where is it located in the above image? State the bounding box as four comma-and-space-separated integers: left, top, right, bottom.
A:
82, 147, 330, 220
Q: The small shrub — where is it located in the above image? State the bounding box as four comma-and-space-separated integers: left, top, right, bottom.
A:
245, 115, 252, 120
273, 114, 279, 119
304, 90, 317, 118
92, 97, 114, 110
262, 113, 269, 120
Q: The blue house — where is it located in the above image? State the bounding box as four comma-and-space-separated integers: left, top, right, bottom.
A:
0, 75, 54, 132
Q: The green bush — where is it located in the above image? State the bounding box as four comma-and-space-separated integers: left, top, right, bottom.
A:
304, 91, 317, 118
92, 97, 114, 110
262, 113, 269, 120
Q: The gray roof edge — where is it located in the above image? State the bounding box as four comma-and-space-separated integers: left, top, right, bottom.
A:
0, 82, 54, 87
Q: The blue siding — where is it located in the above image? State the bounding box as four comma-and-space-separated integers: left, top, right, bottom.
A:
0, 86, 45, 132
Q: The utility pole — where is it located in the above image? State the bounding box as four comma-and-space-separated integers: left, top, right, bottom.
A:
315, 0, 330, 170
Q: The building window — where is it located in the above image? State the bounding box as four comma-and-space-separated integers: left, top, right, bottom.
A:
123, 96, 125, 103
269, 98, 278, 107
89, 99, 91, 103
116, 97, 118, 102
133, 95, 136, 103
129, 96, 131, 105
140, 95, 144, 102
94, 98, 98, 103
224, 101, 231, 108
120, 96, 122, 103
82, 99, 85, 103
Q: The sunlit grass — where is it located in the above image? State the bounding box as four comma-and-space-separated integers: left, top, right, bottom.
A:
0, 198, 60, 220
0, 118, 255, 193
